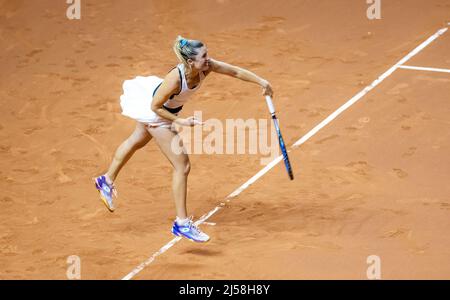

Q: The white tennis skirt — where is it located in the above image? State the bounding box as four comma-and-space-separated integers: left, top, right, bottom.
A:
120, 75, 174, 128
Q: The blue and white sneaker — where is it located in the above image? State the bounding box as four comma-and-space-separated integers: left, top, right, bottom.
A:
94, 175, 117, 212
172, 217, 210, 243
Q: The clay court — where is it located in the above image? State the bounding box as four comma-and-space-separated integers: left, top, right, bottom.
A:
0, 0, 449, 279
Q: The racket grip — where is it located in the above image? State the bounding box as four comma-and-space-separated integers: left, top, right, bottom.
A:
265, 95, 276, 115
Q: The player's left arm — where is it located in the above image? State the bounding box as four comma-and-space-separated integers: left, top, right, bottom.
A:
206, 58, 273, 96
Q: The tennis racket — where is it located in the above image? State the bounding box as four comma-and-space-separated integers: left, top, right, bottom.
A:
265, 95, 294, 180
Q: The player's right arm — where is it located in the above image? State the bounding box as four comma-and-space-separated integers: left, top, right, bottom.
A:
151, 69, 182, 123
152, 68, 204, 127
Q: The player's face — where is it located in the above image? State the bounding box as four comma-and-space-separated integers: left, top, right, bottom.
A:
190, 46, 209, 72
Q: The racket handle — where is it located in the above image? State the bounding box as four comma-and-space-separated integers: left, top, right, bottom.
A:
265, 95, 276, 115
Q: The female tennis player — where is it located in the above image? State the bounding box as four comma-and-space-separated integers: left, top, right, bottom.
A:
94, 36, 273, 243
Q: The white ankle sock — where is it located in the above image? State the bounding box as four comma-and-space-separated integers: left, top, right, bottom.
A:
176, 217, 189, 226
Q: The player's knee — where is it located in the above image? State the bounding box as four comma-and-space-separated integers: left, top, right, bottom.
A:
183, 161, 191, 176
175, 160, 190, 176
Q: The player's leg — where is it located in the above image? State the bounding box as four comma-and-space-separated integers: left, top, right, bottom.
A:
106, 122, 152, 183
95, 122, 152, 211
146, 126, 190, 218
146, 126, 209, 243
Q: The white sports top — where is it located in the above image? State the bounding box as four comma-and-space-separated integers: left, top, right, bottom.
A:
153, 63, 206, 110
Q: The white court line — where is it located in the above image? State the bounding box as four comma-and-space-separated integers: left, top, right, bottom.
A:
399, 65, 450, 74
292, 27, 448, 148
121, 26, 448, 280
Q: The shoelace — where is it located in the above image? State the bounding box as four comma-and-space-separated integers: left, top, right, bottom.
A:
103, 181, 118, 197
111, 184, 118, 197
110, 182, 118, 197
177, 216, 204, 235
187, 219, 202, 235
